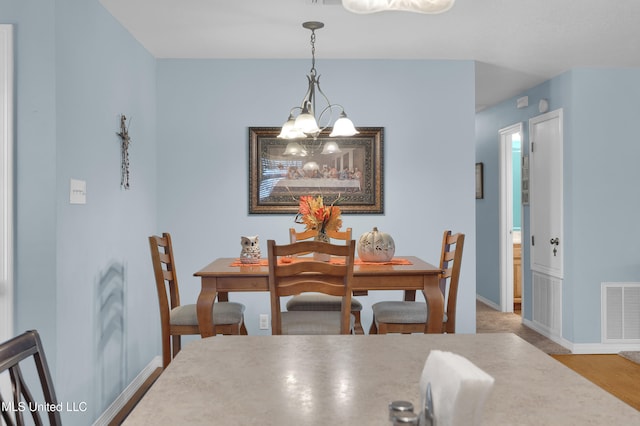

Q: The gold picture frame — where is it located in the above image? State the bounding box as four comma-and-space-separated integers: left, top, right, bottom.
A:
248, 127, 384, 214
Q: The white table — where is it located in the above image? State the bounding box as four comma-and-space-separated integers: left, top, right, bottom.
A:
124, 334, 640, 425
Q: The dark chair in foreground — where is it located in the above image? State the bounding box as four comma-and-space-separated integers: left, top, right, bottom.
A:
0, 330, 62, 426
285, 227, 364, 334
370, 230, 465, 334
149, 233, 247, 368
268, 239, 357, 335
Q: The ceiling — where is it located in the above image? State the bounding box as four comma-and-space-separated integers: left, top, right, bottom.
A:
99, 0, 640, 111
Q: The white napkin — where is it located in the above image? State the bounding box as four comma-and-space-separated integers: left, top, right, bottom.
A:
420, 350, 495, 426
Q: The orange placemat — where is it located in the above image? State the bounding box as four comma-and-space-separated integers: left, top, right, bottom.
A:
229, 257, 412, 267
229, 259, 269, 267
355, 258, 413, 265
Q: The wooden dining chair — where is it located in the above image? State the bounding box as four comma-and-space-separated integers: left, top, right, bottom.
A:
0, 330, 62, 426
369, 230, 465, 334
149, 233, 247, 368
285, 227, 365, 334
268, 239, 357, 335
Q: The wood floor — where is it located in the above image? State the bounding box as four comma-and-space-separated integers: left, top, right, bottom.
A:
477, 300, 639, 411
552, 354, 640, 411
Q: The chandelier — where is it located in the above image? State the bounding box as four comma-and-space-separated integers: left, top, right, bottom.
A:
342, 0, 455, 14
278, 21, 358, 157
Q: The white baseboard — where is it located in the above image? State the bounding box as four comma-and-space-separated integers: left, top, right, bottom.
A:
570, 342, 640, 354
93, 356, 162, 426
522, 318, 640, 354
522, 317, 572, 350
476, 295, 500, 311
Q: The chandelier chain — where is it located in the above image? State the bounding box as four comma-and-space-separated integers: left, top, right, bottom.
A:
309, 29, 317, 75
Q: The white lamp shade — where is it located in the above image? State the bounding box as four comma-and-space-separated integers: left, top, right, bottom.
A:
282, 142, 308, 157
329, 116, 359, 137
342, 0, 455, 14
278, 118, 306, 139
321, 141, 342, 155
294, 112, 321, 135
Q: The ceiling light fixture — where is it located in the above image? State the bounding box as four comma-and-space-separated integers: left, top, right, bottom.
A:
342, 0, 455, 14
279, 21, 358, 156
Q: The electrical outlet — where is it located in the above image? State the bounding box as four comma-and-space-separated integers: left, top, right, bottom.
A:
259, 314, 269, 330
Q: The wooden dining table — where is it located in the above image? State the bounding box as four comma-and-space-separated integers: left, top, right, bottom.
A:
193, 256, 441, 337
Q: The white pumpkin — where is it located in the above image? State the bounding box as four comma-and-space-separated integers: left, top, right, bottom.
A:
358, 227, 395, 262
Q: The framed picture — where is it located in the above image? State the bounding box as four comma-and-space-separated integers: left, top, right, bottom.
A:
475, 162, 484, 199
249, 127, 384, 214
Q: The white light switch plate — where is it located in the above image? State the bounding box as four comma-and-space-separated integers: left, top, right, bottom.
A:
70, 179, 86, 204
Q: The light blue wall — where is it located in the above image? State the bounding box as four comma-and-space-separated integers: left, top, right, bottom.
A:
2, 0, 57, 368
55, 1, 158, 422
156, 59, 478, 338
4, 1, 158, 424
567, 69, 640, 342
476, 68, 640, 344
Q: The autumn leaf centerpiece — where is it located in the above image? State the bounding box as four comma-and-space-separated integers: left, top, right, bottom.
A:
295, 195, 342, 235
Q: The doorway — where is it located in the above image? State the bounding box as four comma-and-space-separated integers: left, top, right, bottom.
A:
0, 25, 14, 344
499, 123, 523, 314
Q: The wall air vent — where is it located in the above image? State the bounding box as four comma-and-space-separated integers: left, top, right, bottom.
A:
602, 282, 640, 343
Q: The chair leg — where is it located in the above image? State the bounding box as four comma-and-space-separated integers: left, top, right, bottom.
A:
353, 311, 365, 335
376, 321, 388, 334
162, 334, 171, 369
369, 316, 378, 334
172, 335, 181, 359
240, 322, 248, 335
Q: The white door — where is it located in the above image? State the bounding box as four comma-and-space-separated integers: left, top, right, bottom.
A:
529, 109, 563, 335
498, 123, 523, 312
529, 110, 563, 278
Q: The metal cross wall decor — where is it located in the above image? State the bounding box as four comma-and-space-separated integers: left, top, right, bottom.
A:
116, 114, 131, 190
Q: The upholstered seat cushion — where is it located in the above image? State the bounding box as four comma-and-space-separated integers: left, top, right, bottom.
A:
281, 311, 355, 335
287, 293, 362, 312
286, 293, 362, 312
170, 302, 245, 326
372, 301, 448, 324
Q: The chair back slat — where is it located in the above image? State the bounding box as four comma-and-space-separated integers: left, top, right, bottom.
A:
438, 230, 465, 333
325, 228, 352, 241
0, 330, 61, 426
149, 233, 181, 367
289, 228, 317, 243
289, 228, 352, 245
149, 233, 181, 310
268, 239, 356, 335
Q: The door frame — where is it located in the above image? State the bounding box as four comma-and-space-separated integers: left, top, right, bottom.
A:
498, 122, 523, 312
0, 24, 14, 343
